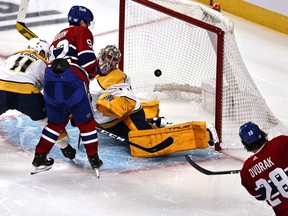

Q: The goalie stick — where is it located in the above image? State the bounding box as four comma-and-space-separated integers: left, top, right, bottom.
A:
16, 0, 38, 40
94, 128, 174, 153
185, 154, 241, 175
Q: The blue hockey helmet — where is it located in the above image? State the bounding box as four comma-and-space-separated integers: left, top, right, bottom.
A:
239, 122, 262, 145
68, 5, 94, 26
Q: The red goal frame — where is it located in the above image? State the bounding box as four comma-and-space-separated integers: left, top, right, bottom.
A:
118, 0, 225, 150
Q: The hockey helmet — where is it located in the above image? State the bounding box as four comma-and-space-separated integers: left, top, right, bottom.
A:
97, 45, 121, 75
239, 122, 262, 145
27, 38, 50, 60
68, 5, 94, 26
212, 3, 221, 12
98, 45, 121, 63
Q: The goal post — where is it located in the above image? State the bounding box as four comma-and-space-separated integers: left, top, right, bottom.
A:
118, 0, 285, 150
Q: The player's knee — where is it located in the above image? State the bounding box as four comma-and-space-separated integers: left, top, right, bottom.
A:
77, 119, 97, 133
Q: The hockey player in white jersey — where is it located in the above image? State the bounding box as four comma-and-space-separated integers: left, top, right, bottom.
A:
93, 45, 216, 157
0, 38, 76, 162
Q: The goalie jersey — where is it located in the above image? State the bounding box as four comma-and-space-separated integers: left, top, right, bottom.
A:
93, 68, 141, 128
0, 50, 47, 94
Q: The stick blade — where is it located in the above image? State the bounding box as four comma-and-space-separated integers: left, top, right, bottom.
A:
16, 21, 38, 40
185, 154, 240, 175
30, 165, 52, 175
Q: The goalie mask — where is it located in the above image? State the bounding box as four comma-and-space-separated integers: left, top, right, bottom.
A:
97, 45, 121, 76
27, 38, 50, 60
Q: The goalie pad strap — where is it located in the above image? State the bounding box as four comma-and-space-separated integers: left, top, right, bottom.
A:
128, 121, 209, 157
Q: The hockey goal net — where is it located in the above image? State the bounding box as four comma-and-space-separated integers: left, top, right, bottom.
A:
118, 0, 285, 149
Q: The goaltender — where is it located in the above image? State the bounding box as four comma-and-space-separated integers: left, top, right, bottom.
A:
93, 45, 217, 157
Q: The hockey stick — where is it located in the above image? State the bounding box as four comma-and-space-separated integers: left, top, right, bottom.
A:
16, 0, 38, 40
185, 154, 241, 175
97, 128, 174, 153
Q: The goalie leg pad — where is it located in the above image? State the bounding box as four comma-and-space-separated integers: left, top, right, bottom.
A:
54, 130, 69, 149
191, 121, 210, 149
128, 121, 209, 157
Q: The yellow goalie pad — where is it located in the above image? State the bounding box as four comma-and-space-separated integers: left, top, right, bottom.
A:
96, 93, 136, 118
141, 100, 160, 119
58, 130, 67, 140
128, 121, 210, 157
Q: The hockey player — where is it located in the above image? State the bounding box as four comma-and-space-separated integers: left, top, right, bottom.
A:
239, 122, 288, 216
31, 5, 102, 176
0, 38, 75, 160
93, 45, 215, 158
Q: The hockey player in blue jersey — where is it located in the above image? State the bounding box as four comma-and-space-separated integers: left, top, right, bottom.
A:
31, 5, 102, 176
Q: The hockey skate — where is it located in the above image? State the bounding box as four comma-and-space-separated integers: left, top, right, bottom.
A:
207, 124, 219, 146
88, 153, 103, 178
148, 117, 172, 128
61, 144, 76, 160
31, 153, 54, 175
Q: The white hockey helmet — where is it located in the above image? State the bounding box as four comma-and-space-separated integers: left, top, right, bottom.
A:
27, 38, 50, 60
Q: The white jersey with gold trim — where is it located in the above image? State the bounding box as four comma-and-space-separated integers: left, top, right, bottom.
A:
0, 50, 47, 92
93, 68, 141, 125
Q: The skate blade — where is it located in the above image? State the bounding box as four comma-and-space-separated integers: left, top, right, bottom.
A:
31, 165, 52, 175
94, 168, 100, 178
72, 159, 79, 165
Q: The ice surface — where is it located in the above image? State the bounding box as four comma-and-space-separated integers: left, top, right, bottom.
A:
1, 0, 287, 215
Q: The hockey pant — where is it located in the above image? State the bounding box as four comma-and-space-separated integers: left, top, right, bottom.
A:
128, 121, 210, 157
103, 108, 154, 140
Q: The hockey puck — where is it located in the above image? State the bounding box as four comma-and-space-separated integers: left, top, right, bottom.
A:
154, 69, 162, 77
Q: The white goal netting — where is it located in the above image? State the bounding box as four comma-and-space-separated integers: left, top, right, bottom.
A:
120, 0, 287, 148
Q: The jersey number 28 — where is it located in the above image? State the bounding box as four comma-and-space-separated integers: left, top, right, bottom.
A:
255, 167, 288, 206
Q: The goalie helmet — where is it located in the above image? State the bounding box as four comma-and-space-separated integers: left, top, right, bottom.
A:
97, 45, 121, 75
27, 38, 50, 60
68, 5, 94, 27
212, 3, 221, 12
239, 122, 262, 145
